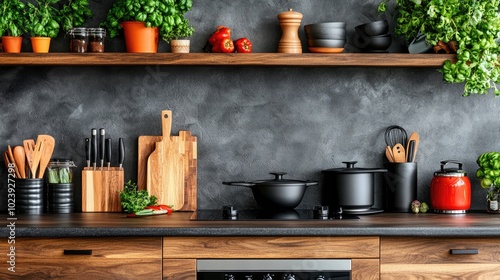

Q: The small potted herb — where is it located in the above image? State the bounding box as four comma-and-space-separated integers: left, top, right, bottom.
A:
25, 0, 61, 53
378, 0, 500, 96
166, 17, 194, 53
0, 0, 28, 52
100, 0, 195, 53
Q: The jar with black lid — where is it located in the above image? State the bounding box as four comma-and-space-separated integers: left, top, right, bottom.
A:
88, 28, 106, 52
68, 27, 88, 53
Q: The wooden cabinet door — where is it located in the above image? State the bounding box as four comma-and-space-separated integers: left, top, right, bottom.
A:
381, 237, 500, 279
0, 237, 162, 280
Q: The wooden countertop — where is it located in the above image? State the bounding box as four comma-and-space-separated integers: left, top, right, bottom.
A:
2, 211, 500, 238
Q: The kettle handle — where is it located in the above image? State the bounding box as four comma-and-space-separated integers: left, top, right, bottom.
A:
440, 160, 463, 171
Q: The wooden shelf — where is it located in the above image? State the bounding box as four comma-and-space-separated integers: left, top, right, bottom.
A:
0, 53, 456, 67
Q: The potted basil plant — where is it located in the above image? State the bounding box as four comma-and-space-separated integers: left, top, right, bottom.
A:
100, 0, 195, 53
378, 0, 500, 96
0, 0, 28, 53
25, 0, 61, 53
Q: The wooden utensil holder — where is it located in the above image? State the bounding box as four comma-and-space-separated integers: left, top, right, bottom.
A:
82, 167, 124, 212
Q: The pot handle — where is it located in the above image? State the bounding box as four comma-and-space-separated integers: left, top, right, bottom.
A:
305, 181, 319, 187
440, 160, 463, 171
222, 181, 255, 187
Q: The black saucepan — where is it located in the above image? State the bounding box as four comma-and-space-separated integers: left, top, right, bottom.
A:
223, 172, 319, 209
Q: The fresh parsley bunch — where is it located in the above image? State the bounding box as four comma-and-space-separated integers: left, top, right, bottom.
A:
120, 180, 158, 213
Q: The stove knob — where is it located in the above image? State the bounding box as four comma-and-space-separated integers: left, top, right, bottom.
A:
263, 273, 273, 280
315, 276, 325, 280
283, 273, 296, 280
225, 274, 236, 280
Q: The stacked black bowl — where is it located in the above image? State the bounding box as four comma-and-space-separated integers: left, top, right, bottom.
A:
354, 20, 391, 52
304, 22, 347, 53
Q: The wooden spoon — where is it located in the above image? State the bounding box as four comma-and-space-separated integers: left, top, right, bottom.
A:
23, 139, 35, 178
392, 143, 406, 163
406, 131, 420, 162
13, 146, 26, 179
7, 145, 21, 178
32, 138, 45, 178
385, 145, 394, 162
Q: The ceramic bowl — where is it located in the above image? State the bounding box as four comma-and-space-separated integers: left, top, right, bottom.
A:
305, 27, 346, 40
304, 22, 346, 30
308, 39, 346, 48
355, 34, 392, 51
355, 20, 389, 37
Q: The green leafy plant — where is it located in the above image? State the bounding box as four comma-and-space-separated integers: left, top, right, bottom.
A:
378, 0, 500, 96
58, 0, 93, 32
476, 152, 500, 200
25, 0, 61, 38
0, 0, 28, 37
100, 0, 194, 42
119, 180, 158, 213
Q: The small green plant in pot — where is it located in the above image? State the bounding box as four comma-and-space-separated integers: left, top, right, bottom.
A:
25, 0, 61, 52
58, 0, 93, 33
0, 0, 28, 52
100, 0, 194, 52
378, 0, 500, 97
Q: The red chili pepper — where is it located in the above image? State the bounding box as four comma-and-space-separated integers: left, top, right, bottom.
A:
208, 26, 231, 45
212, 38, 235, 53
234, 37, 252, 53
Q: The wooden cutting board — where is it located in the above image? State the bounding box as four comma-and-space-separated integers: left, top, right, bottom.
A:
146, 110, 185, 210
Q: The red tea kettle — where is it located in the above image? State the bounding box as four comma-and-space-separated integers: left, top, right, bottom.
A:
430, 160, 471, 213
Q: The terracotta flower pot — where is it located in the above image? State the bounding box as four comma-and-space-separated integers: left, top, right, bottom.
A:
170, 39, 190, 53
121, 21, 158, 53
1, 36, 23, 53
31, 37, 51, 53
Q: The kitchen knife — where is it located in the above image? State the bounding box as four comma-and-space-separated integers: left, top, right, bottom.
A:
85, 138, 90, 168
118, 138, 125, 170
105, 138, 111, 170
99, 128, 105, 170
91, 128, 97, 170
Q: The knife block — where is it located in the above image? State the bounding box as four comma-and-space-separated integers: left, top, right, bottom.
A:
82, 167, 124, 212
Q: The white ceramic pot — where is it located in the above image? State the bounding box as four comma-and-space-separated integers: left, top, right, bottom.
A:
170, 39, 190, 53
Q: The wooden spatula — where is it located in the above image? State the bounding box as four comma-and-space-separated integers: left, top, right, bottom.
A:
392, 143, 406, 163
385, 145, 394, 162
406, 131, 420, 162
23, 139, 35, 178
36, 135, 55, 178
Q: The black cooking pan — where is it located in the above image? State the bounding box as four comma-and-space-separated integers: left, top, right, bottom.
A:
223, 172, 319, 209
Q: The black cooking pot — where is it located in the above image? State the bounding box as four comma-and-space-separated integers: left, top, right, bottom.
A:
223, 172, 319, 209
322, 161, 387, 212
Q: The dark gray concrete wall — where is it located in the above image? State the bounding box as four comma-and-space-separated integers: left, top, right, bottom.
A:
1, 0, 497, 212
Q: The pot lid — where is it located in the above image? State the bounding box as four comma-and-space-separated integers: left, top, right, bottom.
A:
434, 160, 467, 177
321, 161, 388, 173
253, 172, 316, 186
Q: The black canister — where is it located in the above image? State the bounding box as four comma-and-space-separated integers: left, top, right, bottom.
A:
47, 183, 74, 213
16, 178, 45, 214
384, 162, 417, 212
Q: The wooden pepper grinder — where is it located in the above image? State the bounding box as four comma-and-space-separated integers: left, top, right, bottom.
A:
277, 8, 303, 53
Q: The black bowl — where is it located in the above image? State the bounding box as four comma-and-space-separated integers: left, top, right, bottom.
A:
355, 20, 389, 37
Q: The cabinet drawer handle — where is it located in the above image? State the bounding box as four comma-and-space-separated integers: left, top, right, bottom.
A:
64, 249, 93, 255
449, 249, 479, 255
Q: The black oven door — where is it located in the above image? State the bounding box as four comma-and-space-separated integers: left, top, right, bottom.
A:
197, 259, 351, 280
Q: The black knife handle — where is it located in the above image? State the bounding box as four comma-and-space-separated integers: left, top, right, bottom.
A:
105, 138, 112, 163
85, 138, 90, 168
118, 138, 125, 169
91, 128, 97, 168
99, 128, 105, 162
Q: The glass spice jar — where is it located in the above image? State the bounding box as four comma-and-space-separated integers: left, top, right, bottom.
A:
46, 159, 77, 184
88, 28, 106, 53
69, 27, 88, 53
